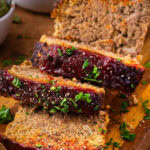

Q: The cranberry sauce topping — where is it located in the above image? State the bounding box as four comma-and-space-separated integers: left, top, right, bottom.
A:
31, 42, 145, 96
0, 70, 104, 115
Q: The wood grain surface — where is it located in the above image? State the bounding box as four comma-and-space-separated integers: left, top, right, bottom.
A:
0, 6, 150, 150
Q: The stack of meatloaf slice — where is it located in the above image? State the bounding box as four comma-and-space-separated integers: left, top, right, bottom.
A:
0, 37, 145, 149
0, 0, 148, 149
52, 0, 150, 57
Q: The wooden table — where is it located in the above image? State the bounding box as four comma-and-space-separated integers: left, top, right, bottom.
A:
0, 6, 150, 150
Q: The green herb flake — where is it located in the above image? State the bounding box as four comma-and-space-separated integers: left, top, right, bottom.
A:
82, 59, 89, 69
120, 122, 136, 141
35, 93, 39, 98
144, 62, 150, 68
13, 16, 22, 24
0, 105, 13, 124
140, 98, 150, 120
75, 92, 92, 103
12, 77, 21, 88
49, 80, 55, 85
49, 108, 57, 114
57, 48, 63, 56
25, 112, 29, 115
141, 81, 147, 85
84, 78, 102, 84
66, 46, 76, 55
105, 138, 113, 149
117, 58, 122, 61
14, 56, 26, 65
113, 142, 120, 148
92, 66, 100, 79
121, 101, 129, 113
131, 84, 134, 88
41, 85, 45, 89
1, 60, 12, 67
15, 94, 20, 97
60, 98, 67, 106
35, 144, 43, 148
69, 98, 78, 108
50, 86, 61, 93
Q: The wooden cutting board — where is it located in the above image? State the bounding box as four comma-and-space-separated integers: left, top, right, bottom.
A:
0, 6, 150, 150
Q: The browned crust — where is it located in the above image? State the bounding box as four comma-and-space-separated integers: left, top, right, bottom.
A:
51, 0, 143, 18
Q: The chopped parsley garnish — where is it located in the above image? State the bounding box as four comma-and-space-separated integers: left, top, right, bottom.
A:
49, 80, 55, 85
75, 92, 92, 103
117, 57, 122, 61
50, 86, 61, 93
104, 138, 120, 149
121, 101, 129, 113
25, 112, 29, 115
13, 15, 22, 24
66, 46, 76, 55
84, 65, 101, 83
69, 98, 78, 108
12, 77, 21, 88
57, 48, 63, 56
49, 108, 57, 114
131, 84, 134, 88
35, 144, 43, 148
144, 62, 150, 68
1, 56, 26, 67
113, 142, 121, 148
141, 81, 147, 85
14, 56, 26, 65
92, 66, 100, 79
41, 85, 45, 89
120, 122, 136, 141
140, 98, 150, 120
82, 59, 89, 69
15, 94, 20, 97
105, 138, 113, 148
0, 105, 13, 124
2, 59, 12, 67
60, 98, 67, 106
84, 78, 102, 83
99, 128, 107, 134
0, 0, 10, 18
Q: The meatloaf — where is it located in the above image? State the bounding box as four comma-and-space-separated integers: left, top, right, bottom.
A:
0, 106, 109, 150
0, 61, 105, 115
31, 35, 145, 96
52, 0, 150, 56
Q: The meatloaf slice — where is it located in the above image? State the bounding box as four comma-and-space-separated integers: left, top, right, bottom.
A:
0, 106, 109, 150
31, 35, 145, 96
0, 61, 105, 115
52, 0, 150, 56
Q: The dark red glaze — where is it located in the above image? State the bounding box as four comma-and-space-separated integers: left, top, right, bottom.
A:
31, 42, 145, 96
0, 70, 104, 115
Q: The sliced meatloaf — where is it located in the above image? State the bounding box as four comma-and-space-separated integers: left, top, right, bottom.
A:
31, 35, 145, 96
52, 0, 150, 56
0, 61, 105, 115
0, 106, 109, 150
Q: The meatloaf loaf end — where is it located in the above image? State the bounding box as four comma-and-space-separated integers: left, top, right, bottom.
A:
52, 0, 150, 56
0, 106, 109, 150
31, 35, 145, 96
0, 61, 105, 115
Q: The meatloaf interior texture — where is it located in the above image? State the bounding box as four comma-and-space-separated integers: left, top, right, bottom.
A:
31, 35, 145, 96
0, 61, 105, 115
0, 106, 109, 150
52, 0, 150, 56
